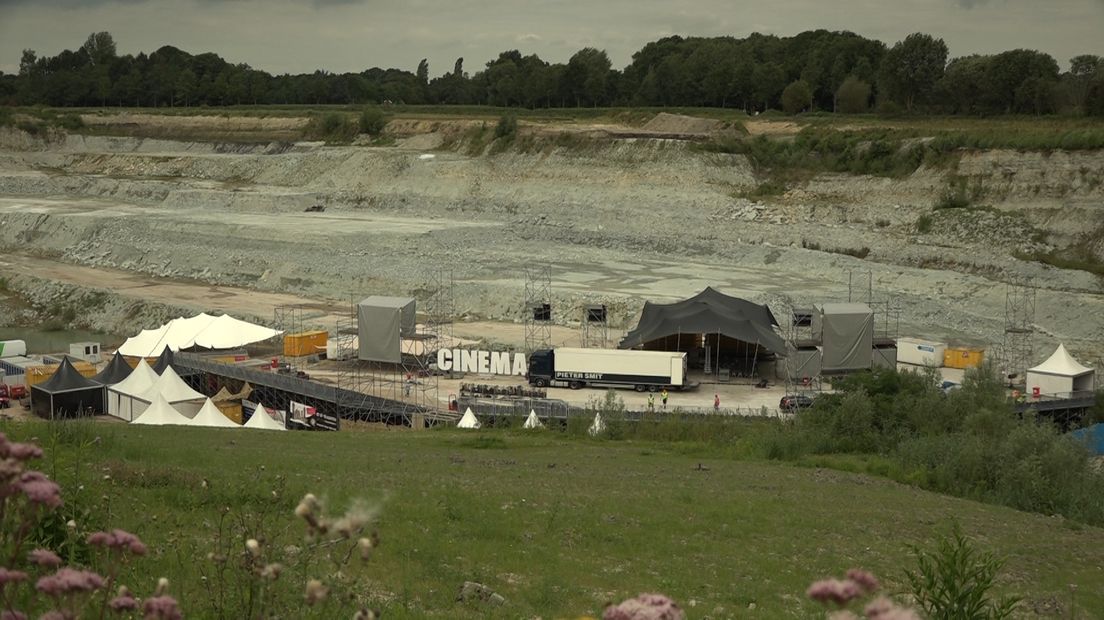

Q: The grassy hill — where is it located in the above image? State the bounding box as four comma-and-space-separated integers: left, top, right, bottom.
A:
8, 420, 1102, 618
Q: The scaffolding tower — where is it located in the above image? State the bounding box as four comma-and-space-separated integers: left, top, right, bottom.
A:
581, 304, 608, 349
1002, 284, 1036, 386
273, 304, 304, 361
523, 265, 552, 353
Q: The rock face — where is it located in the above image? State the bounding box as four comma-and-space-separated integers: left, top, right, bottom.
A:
0, 125, 1102, 362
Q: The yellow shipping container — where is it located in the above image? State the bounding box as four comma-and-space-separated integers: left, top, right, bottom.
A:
944, 347, 985, 369
284, 331, 328, 357
25, 361, 98, 386
215, 401, 243, 425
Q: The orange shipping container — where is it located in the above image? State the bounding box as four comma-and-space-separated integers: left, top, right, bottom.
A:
215, 401, 243, 425
25, 361, 98, 386
943, 347, 985, 370
284, 331, 328, 357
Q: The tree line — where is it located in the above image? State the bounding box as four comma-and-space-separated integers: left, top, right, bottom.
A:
2, 30, 1103, 116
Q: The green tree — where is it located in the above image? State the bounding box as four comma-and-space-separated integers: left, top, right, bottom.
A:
752, 62, 786, 110
835, 75, 871, 113
878, 33, 948, 110
781, 79, 813, 114
416, 58, 428, 86
566, 47, 611, 107
81, 32, 117, 67
1068, 55, 1102, 114
19, 49, 37, 76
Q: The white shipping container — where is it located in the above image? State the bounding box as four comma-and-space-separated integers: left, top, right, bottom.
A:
897, 338, 946, 367
553, 348, 686, 386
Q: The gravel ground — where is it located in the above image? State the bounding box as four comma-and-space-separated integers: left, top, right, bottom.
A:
0, 125, 1101, 369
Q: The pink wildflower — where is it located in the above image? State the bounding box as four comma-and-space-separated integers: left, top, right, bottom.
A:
0, 568, 29, 585
0, 610, 28, 620
35, 568, 105, 596
846, 568, 880, 593
28, 549, 63, 568
142, 595, 182, 620
17, 471, 62, 509
37, 612, 66, 620
864, 596, 922, 620
603, 593, 685, 620
109, 592, 139, 612
87, 529, 147, 556
807, 579, 864, 606
7, 443, 42, 461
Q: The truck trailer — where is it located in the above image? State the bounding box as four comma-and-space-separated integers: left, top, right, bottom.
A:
527, 348, 696, 391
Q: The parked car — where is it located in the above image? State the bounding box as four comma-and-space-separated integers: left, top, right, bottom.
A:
779, 394, 816, 412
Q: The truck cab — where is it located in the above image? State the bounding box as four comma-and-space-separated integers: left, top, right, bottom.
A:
526, 349, 554, 388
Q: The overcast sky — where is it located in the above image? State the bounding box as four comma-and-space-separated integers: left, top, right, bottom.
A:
1, 0, 1102, 76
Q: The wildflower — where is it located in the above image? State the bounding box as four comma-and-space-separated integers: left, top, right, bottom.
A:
603, 593, 685, 620
0, 610, 28, 620
260, 563, 283, 580
37, 612, 65, 620
86, 529, 148, 556
806, 579, 863, 606
17, 471, 62, 509
353, 609, 379, 620
358, 534, 378, 561
246, 539, 261, 557
7, 443, 42, 461
28, 549, 63, 568
109, 586, 139, 612
845, 568, 880, 593
0, 568, 29, 585
35, 568, 105, 596
66, 520, 76, 531
154, 577, 169, 596
304, 579, 328, 605
864, 596, 922, 620
142, 595, 182, 620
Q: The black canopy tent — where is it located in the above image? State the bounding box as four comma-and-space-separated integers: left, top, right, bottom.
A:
30, 358, 105, 419
619, 287, 786, 374
91, 351, 134, 386
152, 347, 174, 375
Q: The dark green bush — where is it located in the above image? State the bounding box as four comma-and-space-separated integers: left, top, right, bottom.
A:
494, 114, 518, 139
358, 107, 387, 136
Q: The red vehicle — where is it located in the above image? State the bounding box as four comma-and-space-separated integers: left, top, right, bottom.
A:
0, 384, 27, 399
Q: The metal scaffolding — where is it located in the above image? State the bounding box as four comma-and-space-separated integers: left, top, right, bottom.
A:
523, 265, 552, 353
1002, 284, 1036, 386
580, 304, 608, 349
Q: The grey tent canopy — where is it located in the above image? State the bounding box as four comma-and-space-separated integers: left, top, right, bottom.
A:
357, 296, 416, 363
618, 287, 786, 355
152, 347, 175, 375
92, 352, 134, 385
30, 357, 105, 418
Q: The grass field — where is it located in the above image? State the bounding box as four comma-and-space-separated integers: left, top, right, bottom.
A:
5, 420, 1103, 618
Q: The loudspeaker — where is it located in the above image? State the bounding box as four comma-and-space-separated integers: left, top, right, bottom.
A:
585, 305, 607, 323
533, 303, 551, 321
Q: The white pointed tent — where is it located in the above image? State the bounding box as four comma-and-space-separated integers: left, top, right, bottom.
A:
106, 360, 161, 422
457, 407, 481, 429
187, 398, 240, 428
118, 313, 281, 357
131, 366, 206, 417
131, 393, 192, 426
588, 412, 606, 436
1026, 344, 1095, 396
522, 410, 543, 429
244, 404, 287, 431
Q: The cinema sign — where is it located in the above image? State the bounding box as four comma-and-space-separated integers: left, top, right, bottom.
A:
436, 349, 527, 376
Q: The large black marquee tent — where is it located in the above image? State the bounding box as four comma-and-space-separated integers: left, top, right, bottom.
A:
619, 287, 786, 373
30, 358, 105, 419
91, 351, 134, 386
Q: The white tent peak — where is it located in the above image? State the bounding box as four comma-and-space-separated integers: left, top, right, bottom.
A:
138, 365, 205, 405
188, 398, 240, 428
1029, 344, 1093, 376
109, 359, 159, 397
588, 412, 605, 436
131, 393, 191, 426
245, 404, 286, 431
457, 407, 481, 429
523, 410, 543, 429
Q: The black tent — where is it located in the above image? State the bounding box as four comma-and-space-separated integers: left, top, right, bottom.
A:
91, 351, 133, 386
30, 358, 105, 419
152, 347, 174, 375
619, 287, 787, 363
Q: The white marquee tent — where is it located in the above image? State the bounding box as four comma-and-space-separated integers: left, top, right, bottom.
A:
187, 398, 240, 429
244, 403, 287, 431
106, 360, 161, 422
523, 410, 543, 429
131, 393, 192, 426
1026, 344, 1095, 396
457, 407, 481, 429
117, 313, 282, 357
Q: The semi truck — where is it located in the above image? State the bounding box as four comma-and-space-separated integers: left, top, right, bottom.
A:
526, 347, 697, 392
